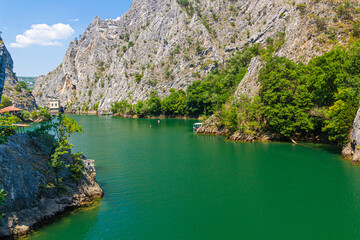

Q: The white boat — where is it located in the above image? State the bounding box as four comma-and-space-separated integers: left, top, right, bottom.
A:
193, 123, 202, 132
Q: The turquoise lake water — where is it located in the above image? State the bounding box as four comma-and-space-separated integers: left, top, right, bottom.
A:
24, 115, 360, 239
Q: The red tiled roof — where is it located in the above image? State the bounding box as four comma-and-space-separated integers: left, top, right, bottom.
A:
0, 106, 22, 113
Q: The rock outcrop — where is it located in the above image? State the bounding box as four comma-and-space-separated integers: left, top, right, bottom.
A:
0, 37, 7, 100
234, 56, 263, 99
33, 0, 352, 112
0, 134, 103, 238
0, 36, 37, 111
342, 106, 360, 163
195, 0, 359, 142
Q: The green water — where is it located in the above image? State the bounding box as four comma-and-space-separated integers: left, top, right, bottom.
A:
25, 115, 360, 240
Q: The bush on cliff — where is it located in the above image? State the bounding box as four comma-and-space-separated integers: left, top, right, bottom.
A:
0, 96, 12, 109
28, 114, 84, 191
0, 114, 22, 144
0, 189, 6, 219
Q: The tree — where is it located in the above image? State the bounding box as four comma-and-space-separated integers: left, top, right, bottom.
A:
0, 113, 21, 144
259, 57, 315, 139
49, 114, 84, 188
147, 92, 162, 116
0, 189, 6, 219
323, 88, 358, 145
162, 88, 187, 116
0, 96, 12, 109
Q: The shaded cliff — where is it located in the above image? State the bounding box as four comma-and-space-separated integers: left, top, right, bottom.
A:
0, 134, 103, 238
0, 37, 37, 111
0, 37, 6, 100
33, 0, 353, 112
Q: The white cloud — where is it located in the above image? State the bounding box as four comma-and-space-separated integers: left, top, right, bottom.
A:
70, 18, 79, 22
106, 17, 121, 21
10, 23, 74, 48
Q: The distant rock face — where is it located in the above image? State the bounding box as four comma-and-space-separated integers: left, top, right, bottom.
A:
0, 37, 37, 111
33, 0, 347, 112
0, 134, 103, 238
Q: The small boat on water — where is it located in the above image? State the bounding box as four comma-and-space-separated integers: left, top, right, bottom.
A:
193, 122, 202, 132
98, 112, 113, 116
12, 123, 30, 127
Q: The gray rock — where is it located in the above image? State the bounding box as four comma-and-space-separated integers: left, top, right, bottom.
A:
0, 37, 5, 100
0, 37, 37, 111
33, 0, 342, 112
342, 106, 360, 163
234, 56, 263, 99
0, 134, 103, 238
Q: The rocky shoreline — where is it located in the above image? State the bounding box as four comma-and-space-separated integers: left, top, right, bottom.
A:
198, 110, 360, 164
0, 134, 103, 239
196, 115, 284, 142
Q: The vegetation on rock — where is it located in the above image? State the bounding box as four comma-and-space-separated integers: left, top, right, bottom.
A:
218, 40, 360, 146
0, 189, 6, 219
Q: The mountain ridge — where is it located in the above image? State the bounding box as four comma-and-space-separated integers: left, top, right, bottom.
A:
33, 0, 353, 111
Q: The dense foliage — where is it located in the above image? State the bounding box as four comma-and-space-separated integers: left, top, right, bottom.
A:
111, 39, 360, 146
30, 107, 52, 122
220, 41, 360, 146
0, 96, 12, 109
110, 45, 258, 117
0, 189, 6, 219
0, 113, 21, 144
28, 114, 84, 191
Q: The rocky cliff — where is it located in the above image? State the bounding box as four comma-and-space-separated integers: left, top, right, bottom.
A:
343, 107, 360, 163
33, 0, 353, 112
0, 134, 103, 238
0, 36, 37, 111
0, 37, 7, 100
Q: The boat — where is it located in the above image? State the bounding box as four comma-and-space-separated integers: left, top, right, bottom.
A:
98, 112, 112, 116
12, 123, 30, 127
193, 123, 202, 132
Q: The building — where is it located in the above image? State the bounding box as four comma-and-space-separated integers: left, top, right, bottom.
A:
48, 99, 61, 114
0, 106, 21, 116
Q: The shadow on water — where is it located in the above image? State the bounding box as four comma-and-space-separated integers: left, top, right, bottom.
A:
295, 142, 342, 155
22, 200, 102, 240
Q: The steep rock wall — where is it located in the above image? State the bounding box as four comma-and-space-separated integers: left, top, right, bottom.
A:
0, 134, 103, 238
0, 37, 7, 100
0, 37, 37, 111
342, 106, 360, 163
33, 0, 349, 111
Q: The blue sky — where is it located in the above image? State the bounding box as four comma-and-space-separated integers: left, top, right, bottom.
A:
0, 0, 133, 77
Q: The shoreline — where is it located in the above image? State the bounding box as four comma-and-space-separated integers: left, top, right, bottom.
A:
65, 111, 203, 120
0, 134, 104, 239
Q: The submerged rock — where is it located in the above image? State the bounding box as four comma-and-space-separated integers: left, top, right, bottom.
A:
0, 134, 103, 238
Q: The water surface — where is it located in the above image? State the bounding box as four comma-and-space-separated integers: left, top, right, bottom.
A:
25, 115, 360, 239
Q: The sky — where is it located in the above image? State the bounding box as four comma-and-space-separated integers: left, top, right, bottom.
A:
0, 0, 133, 77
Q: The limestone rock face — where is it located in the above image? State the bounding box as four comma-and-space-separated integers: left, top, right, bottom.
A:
0, 37, 37, 111
342, 106, 360, 163
234, 56, 263, 99
33, 0, 345, 112
0, 134, 103, 238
